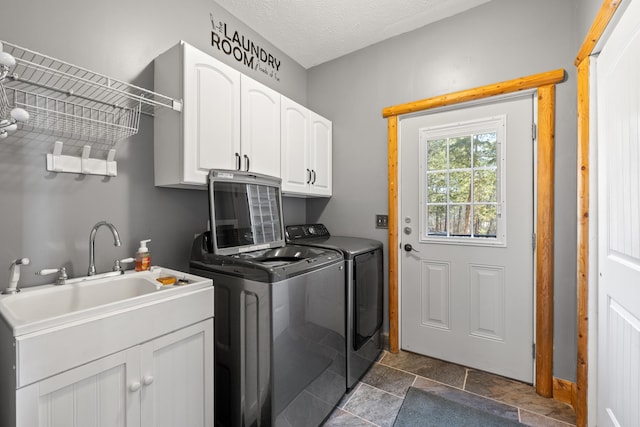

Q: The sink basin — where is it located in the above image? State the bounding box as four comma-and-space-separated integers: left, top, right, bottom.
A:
0, 267, 212, 336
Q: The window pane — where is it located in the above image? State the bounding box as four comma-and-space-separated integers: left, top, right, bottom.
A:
473, 204, 497, 237
473, 132, 497, 168
427, 172, 447, 203
448, 136, 471, 169
427, 139, 447, 171
473, 170, 497, 202
427, 205, 447, 236
449, 171, 471, 203
449, 204, 471, 236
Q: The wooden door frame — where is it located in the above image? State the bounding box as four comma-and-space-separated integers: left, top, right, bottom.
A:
382, 68, 566, 398
574, 1, 625, 426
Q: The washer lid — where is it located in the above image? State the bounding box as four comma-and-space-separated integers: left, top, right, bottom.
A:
208, 170, 285, 256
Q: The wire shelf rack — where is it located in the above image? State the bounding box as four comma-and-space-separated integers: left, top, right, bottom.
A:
0, 40, 181, 145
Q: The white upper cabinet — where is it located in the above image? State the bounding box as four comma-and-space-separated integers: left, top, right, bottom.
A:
154, 41, 280, 188
154, 41, 330, 195
240, 75, 281, 177
281, 96, 332, 197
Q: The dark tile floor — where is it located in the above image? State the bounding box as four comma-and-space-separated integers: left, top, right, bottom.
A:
324, 350, 576, 427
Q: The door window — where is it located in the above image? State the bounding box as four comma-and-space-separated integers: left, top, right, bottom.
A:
419, 116, 506, 246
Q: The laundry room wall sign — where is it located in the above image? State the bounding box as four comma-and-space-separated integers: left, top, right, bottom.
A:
210, 13, 282, 81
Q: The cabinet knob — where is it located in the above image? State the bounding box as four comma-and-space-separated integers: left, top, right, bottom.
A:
129, 381, 141, 392
142, 375, 154, 386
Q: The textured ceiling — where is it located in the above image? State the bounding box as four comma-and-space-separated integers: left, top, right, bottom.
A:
214, 0, 492, 69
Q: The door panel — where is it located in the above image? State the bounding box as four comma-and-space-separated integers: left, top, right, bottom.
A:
596, 1, 640, 424
400, 95, 534, 382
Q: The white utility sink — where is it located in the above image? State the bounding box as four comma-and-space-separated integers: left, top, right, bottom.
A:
0, 266, 212, 336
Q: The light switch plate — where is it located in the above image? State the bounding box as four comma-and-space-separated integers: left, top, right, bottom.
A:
376, 214, 388, 229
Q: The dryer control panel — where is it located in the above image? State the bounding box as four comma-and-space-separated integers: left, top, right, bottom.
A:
285, 224, 330, 241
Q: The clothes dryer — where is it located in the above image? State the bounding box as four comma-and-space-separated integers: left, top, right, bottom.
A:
286, 224, 384, 390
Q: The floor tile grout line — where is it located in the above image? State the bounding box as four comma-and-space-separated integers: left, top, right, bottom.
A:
463, 368, 469, 390
519, 408, 577, 427
341, 382, 403, 426
335, 407, 380, 427
340, 382, 362, 408
373, 359, 574, 425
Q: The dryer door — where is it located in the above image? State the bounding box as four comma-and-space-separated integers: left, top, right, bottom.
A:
353, 249, 383, 350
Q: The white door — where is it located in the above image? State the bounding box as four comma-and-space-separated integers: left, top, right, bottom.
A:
183, 42, 240, 184
141, 320, 214, 427
281, 96, 311, 194
400, 95, 535, 382
16, 347, 140, 427
241, 75, 281, 176
140, 320, 214, 427
309, 111, 332, 196
595, 1, 640, 425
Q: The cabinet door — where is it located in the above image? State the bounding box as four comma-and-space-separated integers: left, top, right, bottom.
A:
241, 76, 281, 177
140, 320, 214, 427
309, 111, 332, 196
16, 347, 140, 427
183, 43, 240, 184
281, 96, 310, 195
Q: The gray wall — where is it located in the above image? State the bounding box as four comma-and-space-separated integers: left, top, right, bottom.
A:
0, 0, 307, 283
306, 0, 579, 381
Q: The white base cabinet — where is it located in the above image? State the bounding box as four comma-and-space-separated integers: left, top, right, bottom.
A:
281, 96, 332, 197
154, 41, 280, 188
0, 282, 214, 427
16, 320, 213, 427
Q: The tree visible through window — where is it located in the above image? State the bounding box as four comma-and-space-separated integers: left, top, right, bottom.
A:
421, 117, 504, 242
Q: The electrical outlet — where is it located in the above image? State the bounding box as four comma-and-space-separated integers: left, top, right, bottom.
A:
376, 214, 388, 229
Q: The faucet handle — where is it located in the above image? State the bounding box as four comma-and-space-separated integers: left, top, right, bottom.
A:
113, 257, 135, 272
37, 267, 68, 286
2, 258, 30, 294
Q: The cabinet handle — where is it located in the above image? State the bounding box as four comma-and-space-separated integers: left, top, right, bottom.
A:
312, 170, 317, 184
129, 381, 141, 392
142, 375, 154, 386
306, 169, 311, 184
244, 154, 250, 171
235, 153, 241, 171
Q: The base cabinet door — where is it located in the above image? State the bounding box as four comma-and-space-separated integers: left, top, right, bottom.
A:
16, 347, 140, 427
140, 320, 214, 427
16, 320, 213, 427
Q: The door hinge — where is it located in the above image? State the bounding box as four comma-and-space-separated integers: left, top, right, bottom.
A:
532, 233, 536, 251
532, 123, 537, 141
532, 343, 536, 359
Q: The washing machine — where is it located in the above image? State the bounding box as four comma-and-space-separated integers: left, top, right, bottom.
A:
190, 170, 346, 427
286, 224, 384, 390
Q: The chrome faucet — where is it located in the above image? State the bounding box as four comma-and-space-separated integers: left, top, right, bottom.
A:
88, 221, 121, 276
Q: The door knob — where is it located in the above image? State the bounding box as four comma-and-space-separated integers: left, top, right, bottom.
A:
404, 243, 419, 253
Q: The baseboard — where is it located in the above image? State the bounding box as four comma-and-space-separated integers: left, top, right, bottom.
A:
380, 331, 390, 351
553, 377, 576, 409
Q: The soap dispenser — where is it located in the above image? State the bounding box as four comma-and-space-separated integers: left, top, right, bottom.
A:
135, 239, 151, 271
